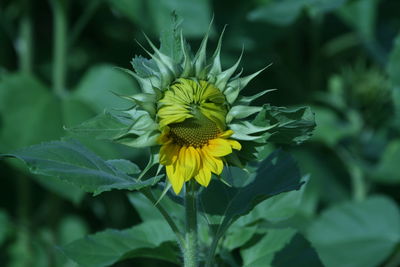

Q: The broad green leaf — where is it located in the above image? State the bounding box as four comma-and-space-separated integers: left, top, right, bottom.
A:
73, 64, 139, 112
245, 176, 308, 224
241, 228, 296, 267
200, 150, 303, 238
62, 98, 129, 160
62, 220, 179, 266
254, 105, 316, 145
222, 176, 308, 251
107, 159, 140, 175
0, 73, 63, 152
66, 111, 130, 141
292, 149, 349, 204
273, 234, 323, 267
372, 140, 400, 184
306, 196, 400, 267
223, 225, 258, 251
1, 140, 162, 195
0, 74, 87, 203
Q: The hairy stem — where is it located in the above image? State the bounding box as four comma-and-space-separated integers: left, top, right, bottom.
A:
184, 182, 198, 267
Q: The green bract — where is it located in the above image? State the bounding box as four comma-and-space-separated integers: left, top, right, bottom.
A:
87, 19, 316, 171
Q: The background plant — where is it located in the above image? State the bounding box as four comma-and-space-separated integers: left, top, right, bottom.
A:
1, 0, 400, 266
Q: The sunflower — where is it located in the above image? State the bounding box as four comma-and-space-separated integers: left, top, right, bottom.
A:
157, 78, 241, 193
119, 21, 276, 194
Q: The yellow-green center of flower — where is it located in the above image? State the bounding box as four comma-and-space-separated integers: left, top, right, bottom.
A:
157, 78, 227, 144
168, 116, 221, 147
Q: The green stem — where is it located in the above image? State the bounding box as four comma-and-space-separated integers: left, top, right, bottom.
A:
68, 0, 100, 48
205, 234, 220, 267
205, 222, 231, 267
16, 2, 33, 262
184, 182, 198, 267
18, 0, 33, 74
337, 147, 367, 202
349, 165, 366, 202
141, 189, 185, 246
51, 0, 67, 97
16, 173, 32, 266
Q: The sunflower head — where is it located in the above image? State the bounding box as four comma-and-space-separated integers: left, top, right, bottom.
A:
118, 18, 302, 194
329, 61, 394, 128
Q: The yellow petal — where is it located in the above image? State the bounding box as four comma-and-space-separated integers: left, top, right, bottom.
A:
195, 164, 212, 187
206, 138, 233, 157
219, 130, 234, 138
159, 114, 192, 128
200, 148, 223, 174
159, 143, 180, 165
227, 139, 241, 150
176, 146, 199, 182
157, 128, 171, 144
166, 164, 184, 194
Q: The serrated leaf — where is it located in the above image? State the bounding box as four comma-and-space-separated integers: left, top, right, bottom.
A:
66, 111, 130, 141
62, 220, 179, 266
0, 74, 88, 204
130, 56, 159, 78
200, 150, 304, 240
1, 140, 162, 195
107, 159, 140, 175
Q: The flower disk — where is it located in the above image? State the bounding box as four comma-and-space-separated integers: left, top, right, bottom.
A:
169, 117, 220, 148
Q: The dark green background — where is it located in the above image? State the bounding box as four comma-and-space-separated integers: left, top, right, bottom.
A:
1, 0, 400, 266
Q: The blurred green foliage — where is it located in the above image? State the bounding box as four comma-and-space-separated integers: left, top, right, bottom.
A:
1, 0, 400, 266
